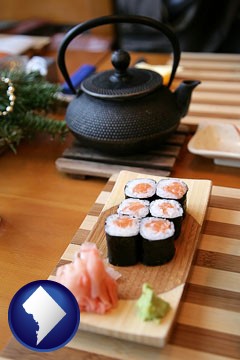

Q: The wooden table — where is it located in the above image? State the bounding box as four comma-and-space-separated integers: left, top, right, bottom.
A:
0, 50, 240, 358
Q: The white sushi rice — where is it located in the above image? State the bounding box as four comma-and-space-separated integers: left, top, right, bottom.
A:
140, 217, 175, 241
156, 178, 188, 200
117, 198, 149, 218
124, 178, 156, 199
105, 214, 140, 237
150, 199, 183, 218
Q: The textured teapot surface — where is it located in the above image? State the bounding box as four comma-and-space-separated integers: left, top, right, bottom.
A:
66, 86, 178, 154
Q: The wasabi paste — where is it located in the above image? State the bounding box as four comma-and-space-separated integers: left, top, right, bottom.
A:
136, 283, 170, 322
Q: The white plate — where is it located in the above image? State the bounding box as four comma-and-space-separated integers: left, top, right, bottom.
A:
188, 123, 240, 167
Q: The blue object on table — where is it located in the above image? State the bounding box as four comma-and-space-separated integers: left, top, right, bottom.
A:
61, 64, 96, 94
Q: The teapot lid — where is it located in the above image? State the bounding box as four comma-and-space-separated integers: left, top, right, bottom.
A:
81, 49, 163, 99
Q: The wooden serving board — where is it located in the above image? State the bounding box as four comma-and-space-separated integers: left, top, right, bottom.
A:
50, 170, 212, 348
2, 177, 240, 359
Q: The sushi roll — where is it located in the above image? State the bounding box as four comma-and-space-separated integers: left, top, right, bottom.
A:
105, 214, 140, 266
124, 178, 156, 201
150, 199, 183, 239
140, 217, 175, 266
156, 178, 188, 214
117, 198, 150, 218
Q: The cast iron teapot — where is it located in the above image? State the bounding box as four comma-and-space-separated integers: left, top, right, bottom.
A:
58, 15, 200, 154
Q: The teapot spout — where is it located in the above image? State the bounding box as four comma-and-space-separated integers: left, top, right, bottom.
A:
175, 80, 201, 118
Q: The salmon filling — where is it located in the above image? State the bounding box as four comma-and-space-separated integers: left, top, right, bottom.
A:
105, 214, 139, 237
159, 202, 174, 215
133, 183, 153, 194
113, 217, 134, 228
163, 181, 186, 198
145, 219, 171, 233
122, 202, 145, 212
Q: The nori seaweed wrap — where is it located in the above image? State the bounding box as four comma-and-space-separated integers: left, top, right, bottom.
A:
150, 199, 184, 239
117, 198, 150, 218
105, 214, 140, 266
140, 217, 175, 266
124, 178, 156, 202
156, 178, 188, 215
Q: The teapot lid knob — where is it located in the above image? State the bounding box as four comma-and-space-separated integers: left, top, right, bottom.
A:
111, 50, 130, 81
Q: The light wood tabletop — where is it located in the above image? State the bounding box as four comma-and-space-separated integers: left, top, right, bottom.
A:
0, 48, 240, 359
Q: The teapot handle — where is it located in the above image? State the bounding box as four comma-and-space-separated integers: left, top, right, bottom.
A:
58, 15, 180, 94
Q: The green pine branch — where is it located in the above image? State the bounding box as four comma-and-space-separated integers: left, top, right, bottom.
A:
0, 119, 23, 153
17, 112, 69, 139
0, 69, 69, 153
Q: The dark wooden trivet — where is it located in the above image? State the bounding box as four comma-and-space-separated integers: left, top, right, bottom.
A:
56, 125, 189, 178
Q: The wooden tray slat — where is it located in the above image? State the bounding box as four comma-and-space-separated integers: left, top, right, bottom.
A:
63, 144, 178, 170
181, 52, 240, 62
55, 158, 171, 178
182, 116, 240, 127
189, 103, 240, 118
177, 69, 240, 82
178, 59, 240, 71
192, 91, 240, 105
